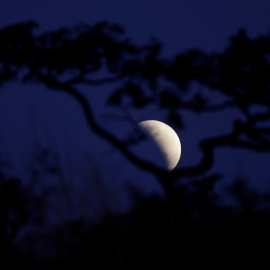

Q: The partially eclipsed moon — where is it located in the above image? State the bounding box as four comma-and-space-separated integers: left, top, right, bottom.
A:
138, 120, 181, 171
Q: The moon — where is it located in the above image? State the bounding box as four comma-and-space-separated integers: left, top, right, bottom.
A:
138, 120, 181, 171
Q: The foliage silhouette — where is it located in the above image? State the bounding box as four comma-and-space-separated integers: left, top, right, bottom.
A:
0, 167, 45, 268
1, 22, 270, 181
0, 21, 270, 267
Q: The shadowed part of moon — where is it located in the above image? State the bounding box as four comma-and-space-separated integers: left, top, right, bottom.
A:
138, 120, 181, 171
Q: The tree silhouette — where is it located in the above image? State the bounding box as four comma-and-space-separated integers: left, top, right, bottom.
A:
1, 21, 270, 267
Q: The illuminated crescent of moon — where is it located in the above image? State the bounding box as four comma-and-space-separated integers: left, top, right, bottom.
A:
138, 120, 181, 171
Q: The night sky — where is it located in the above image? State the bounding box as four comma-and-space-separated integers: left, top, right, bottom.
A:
1, 0, 270, 53
1, 0, 270, 218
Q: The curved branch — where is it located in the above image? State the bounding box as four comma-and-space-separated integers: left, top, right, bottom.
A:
36, 73, 174, 189
30, 73, 270, 193
172, 132, 270, 178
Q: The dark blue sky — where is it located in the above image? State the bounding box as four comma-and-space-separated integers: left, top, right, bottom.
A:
1, 1, 270, 218
2, 0, 270, 54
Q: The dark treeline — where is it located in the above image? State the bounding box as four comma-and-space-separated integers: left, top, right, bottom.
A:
0, 21, 270, 268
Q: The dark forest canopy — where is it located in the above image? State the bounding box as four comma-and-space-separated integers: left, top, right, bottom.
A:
0, 21, 270, 267
1, 21, 270, 180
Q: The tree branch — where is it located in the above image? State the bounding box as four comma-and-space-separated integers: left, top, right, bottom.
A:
172, 131, 270, 178
36, 73, 173, 186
